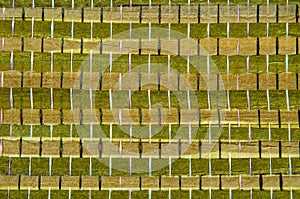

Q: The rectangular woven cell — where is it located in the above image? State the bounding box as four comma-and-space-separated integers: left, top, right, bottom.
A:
0, 1, 300, 199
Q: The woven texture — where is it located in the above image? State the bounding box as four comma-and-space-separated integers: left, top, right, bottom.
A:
0, 0, 300, 199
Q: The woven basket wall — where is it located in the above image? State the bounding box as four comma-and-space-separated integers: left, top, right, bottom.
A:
0, 0, 300, 198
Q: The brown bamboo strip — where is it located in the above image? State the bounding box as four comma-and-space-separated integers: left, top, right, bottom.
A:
2, 5, 299, 24
1, 71, 300, 91
1, 139, 299, 158
2, 37, 299, 56
0, 175, 298, 190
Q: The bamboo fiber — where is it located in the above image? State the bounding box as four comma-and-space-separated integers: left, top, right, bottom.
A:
0, 0, 300, 199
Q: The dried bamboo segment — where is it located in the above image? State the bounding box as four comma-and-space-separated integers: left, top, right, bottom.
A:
2, 71, 300, 90
1, 139, 299, 158
3, 5, 298, 23
0, 175, 299, 190
2, 37, 299, 56
1, 108, 299, 125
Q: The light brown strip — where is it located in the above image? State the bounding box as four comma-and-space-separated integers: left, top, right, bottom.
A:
0, 175, 297, 190
2, 71, 300, 90
3, 5, 299, 24
1, 37, 299, 56
1, 139, 299, 158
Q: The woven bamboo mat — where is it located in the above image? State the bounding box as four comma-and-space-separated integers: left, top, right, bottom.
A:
0, 0, 300, 198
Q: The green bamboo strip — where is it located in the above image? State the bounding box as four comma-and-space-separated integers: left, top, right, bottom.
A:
1, 124, 300, 141
0, 157, 299, 176
0, 190, 298, 199
1, 89, 300, 110
1, 52, 300, 74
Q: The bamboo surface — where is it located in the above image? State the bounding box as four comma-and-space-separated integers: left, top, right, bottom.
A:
0, 0, 300, 199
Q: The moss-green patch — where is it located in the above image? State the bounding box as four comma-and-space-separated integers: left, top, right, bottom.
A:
9, 190, 28, 199
269, 55, 285, 73
31, 157, 49, 175
70, 190, 89, 199
229, 56, 247, 74
191, 190, 209, 199
252, 190, 272, 199
151, 191, 169, 198
50, 190, 69, 199
210, 23, 227, 38
55, 22, 72, 38
273, 191, 293, 199
251, 127, 270, 141
211, 55, 227, 74
0, 157, 8, 175
250, 23, 267, 37
288, 91, 300, 110
34, 21, 51, 38
51, 157, 69, 175
30, 190, 50, 199
211, 190, 230, 199
53, 89, 71, 109
232, 190, 250, 198
131, 91, 149, 109
74, 22, 91, 39
252, 158, 270, 174
0, 88, 10, 109
269, 90, 287, 110
289, 23, 300, 37
230, 127, 251, 141
249, 55, 267, 73
10, 157, 29, 175
231, 158, 250, 174
172, 158, 189, 175
289, 55, 300, 73
195, 127, 208, 140
14, 20, 32, 38
12, 125, 30, 137
131, 191, 149, 199
230, 23, 247, 38
91, 158, 109, 176
250, 90, 268, 110
151, 91, 169, 108
211, 159, 229, 175
34, 88, 51, 109
269, 23, 286, 37
95, 90, 110, 109
0, 52, 11, 71
292, 158, 300, 173
0, 0, 11, 6
0, 124, 10, 137
93, 23, 111, 39
230, 91, 247, 110
171, 190, 190, 198
151, 159, 169, 176
32, 125, 50, 137
53, 53, 70, 72
0, 21, 12, 37
269, 128, 288, 141
190, 24, 207, 39
91, 190, 109, 199
272, 158, 289, 173
191, 159, 208, 175
111, 190, 129, 199
71, 158, 90, 175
